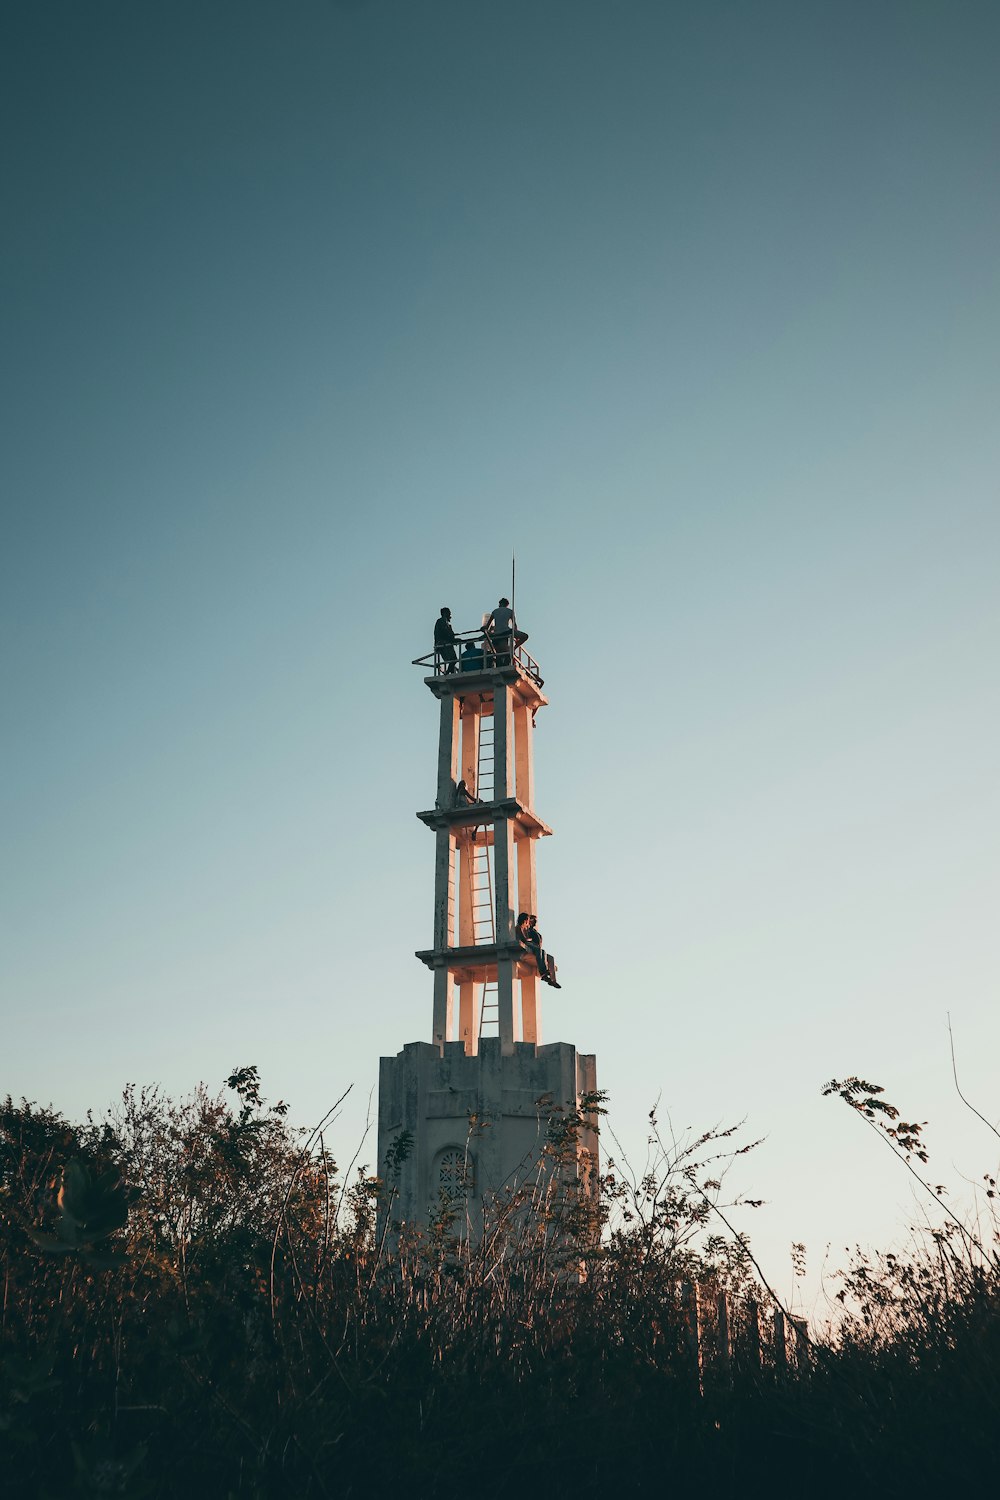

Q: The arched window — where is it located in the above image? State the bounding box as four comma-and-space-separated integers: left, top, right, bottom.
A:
435, 1146, 475, 1203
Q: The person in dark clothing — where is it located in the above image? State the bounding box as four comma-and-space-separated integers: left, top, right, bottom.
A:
516, 912, 561, 987
528, 914, 560, 987
516, 911, 540, 970
434, 607, 458, 673
460, 640, 484, 672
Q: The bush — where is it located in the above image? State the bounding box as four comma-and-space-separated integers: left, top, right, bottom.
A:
1, 1070, 996, 1496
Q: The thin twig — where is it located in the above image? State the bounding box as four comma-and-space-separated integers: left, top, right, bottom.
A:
269, 1086, 353, 1325
947, 1012, 1000, 1144
331, 1087, 374, 1236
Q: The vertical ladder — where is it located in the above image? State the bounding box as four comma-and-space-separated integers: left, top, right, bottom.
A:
446, 839, 456, 952
465, 705, 497, 947
468, 829, 495, 945
478, 980, 499, 1039
476, 711, 495, 802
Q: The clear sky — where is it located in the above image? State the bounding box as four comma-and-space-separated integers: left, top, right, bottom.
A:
3, 0, 999, 1317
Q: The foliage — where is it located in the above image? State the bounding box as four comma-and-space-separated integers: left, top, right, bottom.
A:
815, 1076, 1000, 1489
0, 1070, 997, 1497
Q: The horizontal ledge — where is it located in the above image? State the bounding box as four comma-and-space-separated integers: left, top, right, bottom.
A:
423, 670, 548, 710
415, 798, 552, 838
415, 944, 553, 984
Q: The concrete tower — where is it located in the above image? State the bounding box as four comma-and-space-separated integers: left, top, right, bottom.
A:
377, 618, 598, 1233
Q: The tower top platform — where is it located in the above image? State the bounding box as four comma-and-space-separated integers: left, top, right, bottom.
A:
412, 627, 545, 709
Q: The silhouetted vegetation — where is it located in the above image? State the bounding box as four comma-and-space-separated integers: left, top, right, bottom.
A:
1, 1069, 996, 1497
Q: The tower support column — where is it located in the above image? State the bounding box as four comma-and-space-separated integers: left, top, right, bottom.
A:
433, 828, 455, 950
437, 694, 459, 804
521, 974, 540, 1045
514, 702, 534, 806
459, 981, 476, 1052
516, 834, 537, 916
461, 702, 480, 795
493, 682, 513, 799
493, 817, 515, 943
497, 957, 518, 1051
432, 968, 454, 1049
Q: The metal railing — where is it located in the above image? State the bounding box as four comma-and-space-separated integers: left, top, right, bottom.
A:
411, 629, 543, 686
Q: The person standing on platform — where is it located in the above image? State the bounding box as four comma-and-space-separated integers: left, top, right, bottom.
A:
485, 597, 515, 666
434, 606, 458, 673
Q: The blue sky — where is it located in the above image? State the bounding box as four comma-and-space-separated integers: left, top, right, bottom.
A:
3, 0, 999, 1314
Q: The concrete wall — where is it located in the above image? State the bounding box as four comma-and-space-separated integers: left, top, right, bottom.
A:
378, 1037, 598, 1236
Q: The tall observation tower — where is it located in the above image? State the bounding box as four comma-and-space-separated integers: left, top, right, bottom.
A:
377, 611, 598, 1232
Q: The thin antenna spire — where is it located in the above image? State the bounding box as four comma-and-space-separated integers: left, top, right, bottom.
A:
511, 550, 516, 614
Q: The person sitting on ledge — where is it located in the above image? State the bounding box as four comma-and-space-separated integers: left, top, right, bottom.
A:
455, 778, 482, 806
516, 911, 561, 988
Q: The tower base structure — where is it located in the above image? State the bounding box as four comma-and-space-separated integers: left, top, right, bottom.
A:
378, 1038, 598, 1235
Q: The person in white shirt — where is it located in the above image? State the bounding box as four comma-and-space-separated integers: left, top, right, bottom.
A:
485, 597, 515, 665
